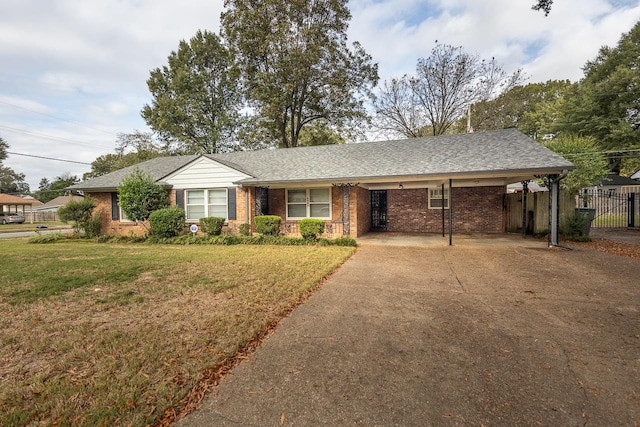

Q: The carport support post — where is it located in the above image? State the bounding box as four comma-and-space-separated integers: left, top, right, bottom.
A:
449, 179, 453, 246
441, 183, 445, 238
521, 180, 529, 238
550, 176, 560, 247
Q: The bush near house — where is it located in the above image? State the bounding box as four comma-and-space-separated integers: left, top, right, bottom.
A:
299, 218, 325, 239
199, 216, 226, 236
149, 206, 185, 238
57, 197, 97, 234
254, 215, 282, 236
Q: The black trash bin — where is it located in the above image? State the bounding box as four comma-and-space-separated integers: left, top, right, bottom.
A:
574, 208, 596, 236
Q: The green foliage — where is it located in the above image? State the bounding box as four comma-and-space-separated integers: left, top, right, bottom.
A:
28, 233, 65, 244
84, 210, 103, 238
118, 168, 169, 223
149, 206, 185, 238
0, 137, 30, 195
34, 173, 80, 203
199, 216, 226, 236
145, 234, 357, 246
554, 21, 640, 171
561, 212, 592, 242
58, 197, 97, 234
543, 134, 609, 194
238, 223, 251, 236
299, 218, 325, 239
84, 132, 165, 179
222, 0, 378, 148
451, 80, 573, 138
142, 30, 240, 154
254, 215, 282, 236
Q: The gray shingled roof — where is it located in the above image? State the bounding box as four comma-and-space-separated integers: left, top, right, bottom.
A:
70, 129, 574, 190
210, 128, 574, 185
69, 155, 199, 191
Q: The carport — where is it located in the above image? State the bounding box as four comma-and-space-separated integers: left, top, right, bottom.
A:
0, 193, 33, 223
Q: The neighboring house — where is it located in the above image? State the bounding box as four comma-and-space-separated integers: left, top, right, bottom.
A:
631, 169, 640, 180
0, 193, 33, 222
68, 129, 574, 238
36, 195, 85, 212
593, 172, 640, 195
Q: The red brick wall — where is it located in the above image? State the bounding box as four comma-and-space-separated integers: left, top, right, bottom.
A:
385, 186, 505, 233
89, 191, 148, 237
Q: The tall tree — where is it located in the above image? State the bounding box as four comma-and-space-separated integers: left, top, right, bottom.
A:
0, 137, 30, 195
373, 44, 525, 138
532, 0, 553, 15
84, 131, 166, 179
221, 0, 379, 148
556, 20, 640, 173
142, 30, 240, 154
34, 173, 80, 203
450, 80, 573, 138
543, 134, 609, 195
0, 137, 7, 161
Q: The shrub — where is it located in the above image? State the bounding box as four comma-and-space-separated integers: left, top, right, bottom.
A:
149, 206, 185, 238
58, 197, 97, 234
561, 212, 591, 242
84, 210, 103, 238
299, 218, 325, 239
331, 237, 357, 247
118, 168, 169, 223
254, 215, 282, 236
238, 223, 251, 236
199, 216, 226, 236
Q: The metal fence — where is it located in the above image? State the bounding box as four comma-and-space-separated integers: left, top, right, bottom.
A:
576, 189, 639, 228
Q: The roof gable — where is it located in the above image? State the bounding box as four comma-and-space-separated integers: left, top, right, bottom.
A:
164, 156, 251, 188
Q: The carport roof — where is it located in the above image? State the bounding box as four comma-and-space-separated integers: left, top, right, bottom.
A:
70, 129, 574, 191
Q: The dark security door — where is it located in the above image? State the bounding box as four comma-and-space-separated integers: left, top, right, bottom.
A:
370, 190, 387, 230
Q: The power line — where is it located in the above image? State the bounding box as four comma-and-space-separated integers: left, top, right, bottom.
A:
0, 124, 114, 149
6, 151, 91, 165
0, 99, 117, 137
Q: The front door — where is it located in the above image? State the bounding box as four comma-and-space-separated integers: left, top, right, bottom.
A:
370, 190, 387, 230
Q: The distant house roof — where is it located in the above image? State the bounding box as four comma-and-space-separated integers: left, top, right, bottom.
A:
37, 195, 85, 211
69, 129, 574, 191
599, 172, 639, 187
0, 193, 33, 205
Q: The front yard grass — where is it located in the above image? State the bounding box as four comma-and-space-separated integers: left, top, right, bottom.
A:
0, 239, 355, 426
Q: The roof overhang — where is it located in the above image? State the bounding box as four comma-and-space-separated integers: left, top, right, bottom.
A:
234, 166, 574, 188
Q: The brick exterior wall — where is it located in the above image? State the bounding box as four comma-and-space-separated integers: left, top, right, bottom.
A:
90, 185, 505, 237
385, 186, 505, 233
90, 191, 148, 237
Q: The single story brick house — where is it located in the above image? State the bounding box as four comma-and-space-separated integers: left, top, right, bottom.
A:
69, 129, 574, 239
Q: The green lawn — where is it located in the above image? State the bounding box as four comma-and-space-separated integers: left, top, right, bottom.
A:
0, 239, 355, 426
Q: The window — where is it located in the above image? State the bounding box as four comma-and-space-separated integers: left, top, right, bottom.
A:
286, 188, 331, 219
428, 188, 449, 209
185, 189, 228, 220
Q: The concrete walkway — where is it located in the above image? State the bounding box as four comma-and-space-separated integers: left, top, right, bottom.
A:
179, 234, 640, 426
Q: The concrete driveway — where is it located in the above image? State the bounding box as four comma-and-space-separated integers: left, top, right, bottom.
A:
179, 234, 640, 426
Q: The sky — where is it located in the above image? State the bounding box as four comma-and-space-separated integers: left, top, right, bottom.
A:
1, 0, 640, 192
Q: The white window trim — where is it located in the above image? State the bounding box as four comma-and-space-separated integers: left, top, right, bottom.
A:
185, 188, 228, 222
286, 188, 332, 220
428, 188, 450, 210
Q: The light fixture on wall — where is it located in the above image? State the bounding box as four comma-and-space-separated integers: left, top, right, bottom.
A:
398, 183, 404, 189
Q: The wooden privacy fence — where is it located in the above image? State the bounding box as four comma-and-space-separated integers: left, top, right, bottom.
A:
504, 191, 574, 234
